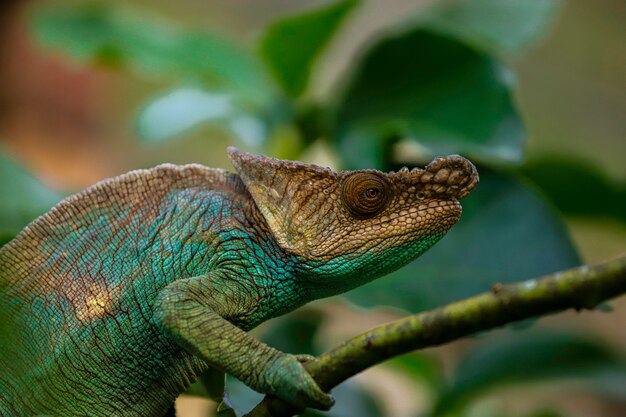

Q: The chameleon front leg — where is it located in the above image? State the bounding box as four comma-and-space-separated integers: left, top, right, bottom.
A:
154, 273, 333, 411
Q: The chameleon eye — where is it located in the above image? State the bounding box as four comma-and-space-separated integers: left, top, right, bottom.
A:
342, 172, 391, 218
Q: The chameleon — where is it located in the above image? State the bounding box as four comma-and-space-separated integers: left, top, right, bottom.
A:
0, 147, 478, 417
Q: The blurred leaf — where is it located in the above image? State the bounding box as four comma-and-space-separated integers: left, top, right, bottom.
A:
525, 409, 564, 417
520, 157, 626, 223
420, 0, 561, 55
335, 29, 525, 169
507, 317, 539, 331
227, 376, 382, 417
137, 88, 234, 142
336, 125, 398, 170
260, 0, 358, 97
136, 88, 268, 148
594, 303, 614, 312
344, 169, 580, 311
295, 102, 333, 146
260, 308, 324, 355
388, 352, 444, 392
433, 330, 626, 415
0, 152, 64, 247
30, 2, 273, 103
458, 401, 507, 417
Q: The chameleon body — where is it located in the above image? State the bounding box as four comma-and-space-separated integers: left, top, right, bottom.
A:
0, 148, 477, 416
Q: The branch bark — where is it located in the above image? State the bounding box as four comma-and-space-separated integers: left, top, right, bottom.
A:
244, 256, 626, 417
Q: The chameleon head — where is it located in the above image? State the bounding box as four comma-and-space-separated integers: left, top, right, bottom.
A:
228, 147, 478, 289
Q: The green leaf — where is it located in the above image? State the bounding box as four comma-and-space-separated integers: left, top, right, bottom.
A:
525, 409, 565, 417
520, 157, 626, 223
433, 330, 626, 415
335, 29, 525, 169
388, 353, 444, 393
137, 88, 234, 142
344, 169, 580, 311
30, 2, 272, 103
260, 0, 358, 97
0, 152, 64, 247
420, 0, 561, 55
136, 87, 268, 148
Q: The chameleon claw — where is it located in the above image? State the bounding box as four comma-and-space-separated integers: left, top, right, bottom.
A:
265, 353, 334, 411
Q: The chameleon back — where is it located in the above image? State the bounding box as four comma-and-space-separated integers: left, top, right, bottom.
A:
0, 164, 245, 416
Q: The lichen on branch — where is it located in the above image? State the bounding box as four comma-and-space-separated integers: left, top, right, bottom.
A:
244, 256, 626, 417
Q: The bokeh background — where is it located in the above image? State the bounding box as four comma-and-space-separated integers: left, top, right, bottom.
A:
0, 1, 624, 416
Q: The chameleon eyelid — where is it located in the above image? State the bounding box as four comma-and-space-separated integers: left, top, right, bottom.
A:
341, 172, 391, 219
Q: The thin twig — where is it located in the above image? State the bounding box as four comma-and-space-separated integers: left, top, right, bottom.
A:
244, 256, 626, 417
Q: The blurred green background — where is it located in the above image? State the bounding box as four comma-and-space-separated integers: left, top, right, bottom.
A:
0, 1, 624, 416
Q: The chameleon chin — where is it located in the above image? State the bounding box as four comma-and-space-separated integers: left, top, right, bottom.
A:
0, 147, 477, 417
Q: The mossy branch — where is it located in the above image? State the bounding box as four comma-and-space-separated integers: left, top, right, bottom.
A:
244, 256, 626, 417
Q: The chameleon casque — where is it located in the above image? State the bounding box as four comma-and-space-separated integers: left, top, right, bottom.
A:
0, 147, 478, 416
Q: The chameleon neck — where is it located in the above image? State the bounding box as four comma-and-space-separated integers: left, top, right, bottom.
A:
294, 231, 446, 300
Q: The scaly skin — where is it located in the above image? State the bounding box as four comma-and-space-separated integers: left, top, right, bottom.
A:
0, 147, 477, 416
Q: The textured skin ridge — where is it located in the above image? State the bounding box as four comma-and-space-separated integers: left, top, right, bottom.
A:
389, 154, 479, 200
0, 148, 478, 416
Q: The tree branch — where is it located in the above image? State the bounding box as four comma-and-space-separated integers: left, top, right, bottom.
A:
244, 256, 626, 417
